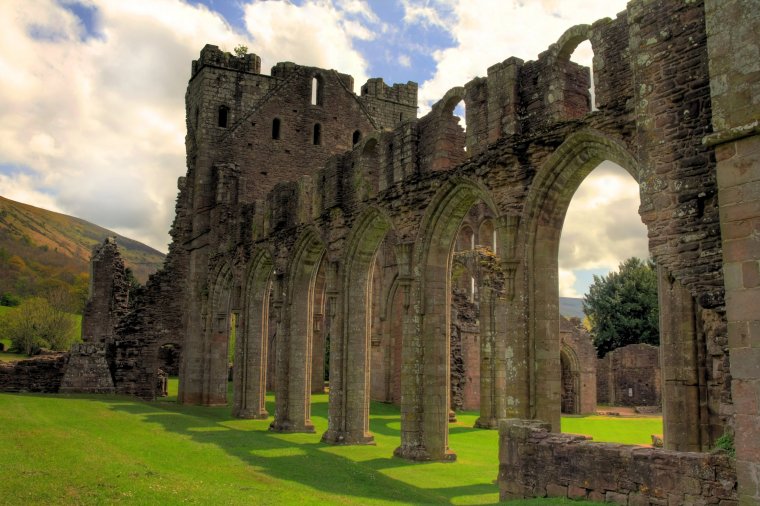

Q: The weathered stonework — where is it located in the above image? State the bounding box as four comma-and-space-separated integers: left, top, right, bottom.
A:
0, 353, 68, 393
560, 316, 597, 415
498, 419, 737, 504
59, 343, 115, 394
74, 0, 759, 498
597, 343, 661, 408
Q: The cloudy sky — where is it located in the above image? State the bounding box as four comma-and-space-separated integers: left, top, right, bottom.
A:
0, 0, 648, 297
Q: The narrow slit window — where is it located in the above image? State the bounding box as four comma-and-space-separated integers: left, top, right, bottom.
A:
311, 76, 323, 106
352, 130, 361, 145
272, 118, 281, 139
218, 106, 229, 128
313, 123, 322, 145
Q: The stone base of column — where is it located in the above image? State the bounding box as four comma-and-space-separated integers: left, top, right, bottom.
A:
321, 430, 376, 445
269, 418, 315, 433
474, 416, 499, 429
233, 408, 269, 420
393, 444, 457, 462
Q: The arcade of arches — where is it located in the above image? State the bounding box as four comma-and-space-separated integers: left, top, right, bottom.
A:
71, 0, 759, 502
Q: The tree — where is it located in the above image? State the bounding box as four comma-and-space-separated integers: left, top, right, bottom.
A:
233, 44, 248, 58
0, 297, 78, 355
583, 257, 659, 357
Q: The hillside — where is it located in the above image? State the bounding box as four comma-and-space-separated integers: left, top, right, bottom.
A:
560, 297, 585, 319
0, 196, 165, 302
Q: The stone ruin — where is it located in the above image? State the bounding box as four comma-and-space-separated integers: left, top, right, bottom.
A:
24, 0, 760, 502
597, 343, 662, 408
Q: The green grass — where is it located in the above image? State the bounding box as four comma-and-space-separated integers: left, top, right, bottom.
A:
0, 383, 660, 505
561, 415, 661, 445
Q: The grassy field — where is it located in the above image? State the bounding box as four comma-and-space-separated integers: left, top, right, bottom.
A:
0, 383, 661, 505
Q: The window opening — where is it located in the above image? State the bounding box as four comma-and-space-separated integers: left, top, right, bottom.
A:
272, 118, 281, 139
352, 130, 361, 146
218, 106, 229, 128
311, 76, 323, 106
313, 123, 322, 145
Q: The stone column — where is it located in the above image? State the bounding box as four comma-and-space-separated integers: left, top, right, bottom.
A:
658, 267, 707, 452
323, 262, 347, 443
475, 285, 497, 429
704, 1, 760, 502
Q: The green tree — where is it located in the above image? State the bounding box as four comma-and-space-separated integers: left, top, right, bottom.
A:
583, 257, 659, 357
0, 297, 78, 355
233, 44, 248, 58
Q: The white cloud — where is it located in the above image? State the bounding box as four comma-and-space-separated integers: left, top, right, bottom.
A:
242, 1, 372, 88
401, 0, 628, 110
0, 0, 374, 251
558, 268, 581, 298
558, 161, 649, 293
398, 54, 412, 67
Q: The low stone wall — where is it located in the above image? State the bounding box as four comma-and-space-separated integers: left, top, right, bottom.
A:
0, 353, 69, 393
498, 419, 737, 504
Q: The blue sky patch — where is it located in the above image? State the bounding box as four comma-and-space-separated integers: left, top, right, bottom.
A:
58, 1, 103, 41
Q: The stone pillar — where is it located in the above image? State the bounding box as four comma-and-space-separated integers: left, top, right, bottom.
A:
658, 267, 707, 451
476, 285, 507, 429
704, 1, 760, 502
232, 272, 270, 419
475, 285, 495, 428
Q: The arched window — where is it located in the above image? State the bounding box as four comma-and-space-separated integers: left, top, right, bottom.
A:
311, 76, 324, 106
313, 123, 322, 145
352, 130, 361, 146
272, 118, 281, 140
218, 105, 229, 128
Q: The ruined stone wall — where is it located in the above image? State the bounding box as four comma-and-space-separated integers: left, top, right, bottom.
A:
498, 419, 737, 504
596, 343, 661, 407
450, 289, 479, 411
81, 238, 130, 344
0, 353, 68, 393
704, 0, 760, 502
559, 316, 597, 414
359, 78, 418, 129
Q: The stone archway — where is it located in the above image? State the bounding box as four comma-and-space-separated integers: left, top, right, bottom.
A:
394, 178, 505, 461
521, 130, 639, 430
233, 249, 273, 419
560, 345, 580, 415
270, 229, 325, 433
323, 206, 393, 445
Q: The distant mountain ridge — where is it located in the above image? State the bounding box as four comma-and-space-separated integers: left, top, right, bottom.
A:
560, 297, 585, 319
0, 196, 165, 291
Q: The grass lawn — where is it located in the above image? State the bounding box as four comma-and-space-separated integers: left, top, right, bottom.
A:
0, 382, 660, 505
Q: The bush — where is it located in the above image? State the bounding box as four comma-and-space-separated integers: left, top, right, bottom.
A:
1, 297, 78, 355
0, 293, 21, 307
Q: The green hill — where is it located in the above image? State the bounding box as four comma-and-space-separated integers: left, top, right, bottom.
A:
0, 196, 165, 304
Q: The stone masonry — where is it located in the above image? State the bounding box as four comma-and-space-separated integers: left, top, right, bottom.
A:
597, 343, 661, 407
76, 0, 759, 499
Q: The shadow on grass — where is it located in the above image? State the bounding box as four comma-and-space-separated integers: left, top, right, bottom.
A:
107, 393, 500, 505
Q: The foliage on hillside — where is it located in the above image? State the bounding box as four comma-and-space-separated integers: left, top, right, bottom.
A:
0, 196, 165, 310
583, 257, 659, 357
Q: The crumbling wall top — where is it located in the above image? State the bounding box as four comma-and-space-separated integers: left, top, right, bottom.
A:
191, 44, 262, 77
361, 78, 418, 107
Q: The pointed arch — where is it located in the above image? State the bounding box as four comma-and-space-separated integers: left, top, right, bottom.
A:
521, 129, 639, 429
203, 258, 236, 406
323, 205, 395, 445
397, 177, 504, 460
233, 248, 274, 419
270, 228, 326, 433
